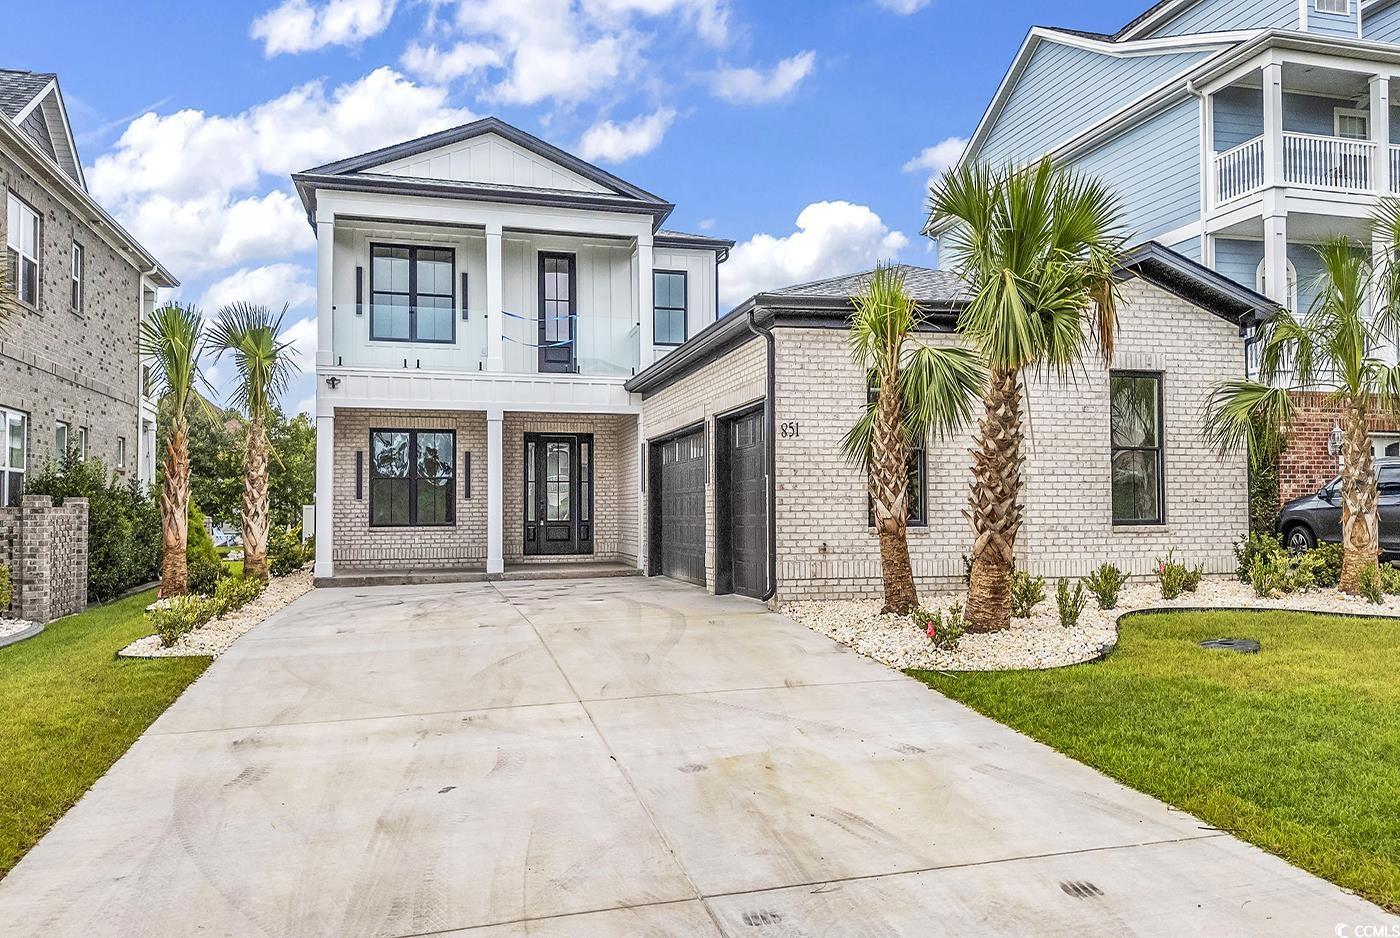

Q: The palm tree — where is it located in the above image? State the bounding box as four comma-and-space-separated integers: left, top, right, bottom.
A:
841, 265, 987, 614
1205, 236, 1400, 594
140, 303, 206, 597
206, 303, 298, 581
928, 158, 1126, 633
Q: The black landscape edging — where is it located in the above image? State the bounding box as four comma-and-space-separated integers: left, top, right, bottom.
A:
0, 623, 43, 649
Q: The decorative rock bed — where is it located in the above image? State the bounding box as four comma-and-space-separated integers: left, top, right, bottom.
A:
782, 576, 1400, 673
0, 617, 43, 648
119, 569, 314, 659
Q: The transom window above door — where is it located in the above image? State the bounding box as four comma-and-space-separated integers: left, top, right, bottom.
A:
370, 244, 455, 343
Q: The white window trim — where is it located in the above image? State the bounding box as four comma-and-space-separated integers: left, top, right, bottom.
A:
116, 435, 126, 469
1314, 0, 1350, 15
1, 407, 27, 507
1334, 107, 1369, 140
54, 420, 69, 459
70, 241, 84, 313
76, 425, 88, 459
1256, 257, 1300, 312
6, 192, 41, 309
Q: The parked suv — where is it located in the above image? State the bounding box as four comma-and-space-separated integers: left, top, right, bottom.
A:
1277, 457, 1400, 553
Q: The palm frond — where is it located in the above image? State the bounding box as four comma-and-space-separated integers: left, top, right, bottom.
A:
139, 303, 208, 417
1201, 380, 1295, 459
206, 302, 300, 420
899, 344, 987, 442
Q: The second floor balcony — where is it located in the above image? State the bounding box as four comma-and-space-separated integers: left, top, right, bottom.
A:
1214, 132, 1400, 203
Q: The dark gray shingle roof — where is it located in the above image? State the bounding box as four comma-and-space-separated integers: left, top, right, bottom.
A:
763, 264, 967, 306
0, 69, 54, 120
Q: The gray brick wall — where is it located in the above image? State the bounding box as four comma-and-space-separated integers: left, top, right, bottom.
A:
0, 494, 88, 622
332, 409, 487, 570
1, 148, 144, 479
771, 278, 1248, 601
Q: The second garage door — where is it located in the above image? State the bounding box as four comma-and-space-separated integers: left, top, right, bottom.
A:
654, 429, 706, 586
718, 408, 767, 599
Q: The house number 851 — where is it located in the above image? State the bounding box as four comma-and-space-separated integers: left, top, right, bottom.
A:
780, 421, 800, 439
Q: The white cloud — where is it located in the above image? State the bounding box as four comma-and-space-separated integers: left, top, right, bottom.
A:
295, 395, 316, 417
582, 0, 729, 44
90, 67, 472, 275
710, 51, 815, 105
722, 201, 907, 308
578, 108, 676, 162
400, 41, 503, 83
199, 264, 316, 314
697, 218, 716, 231
903, 136, 968, 190
875, 0, 931, 12
720, 201, 909, 309
251, 0, 398, 55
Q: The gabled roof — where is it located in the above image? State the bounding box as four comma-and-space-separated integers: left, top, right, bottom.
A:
655, 229, 735, 262
625, 243, 1277, 395
0, 69, 54, 119
295, 115, 677, 228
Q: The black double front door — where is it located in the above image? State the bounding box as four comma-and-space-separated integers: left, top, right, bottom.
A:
524, 433, 593, 556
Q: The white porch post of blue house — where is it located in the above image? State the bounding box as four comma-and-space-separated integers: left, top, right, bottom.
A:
1372, 75, 1391, 196
486, 407, 504, 575
1262, 61, 1283, 190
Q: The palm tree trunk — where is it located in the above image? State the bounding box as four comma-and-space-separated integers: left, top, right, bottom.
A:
871, 368, 918, 614
965, 366, 1024, 633
242, 413, 271, 581
1338, 397, 1379, 594
159, 420, 190, 597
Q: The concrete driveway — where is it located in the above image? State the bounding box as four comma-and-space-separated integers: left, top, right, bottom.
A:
0, 576, 1392, 936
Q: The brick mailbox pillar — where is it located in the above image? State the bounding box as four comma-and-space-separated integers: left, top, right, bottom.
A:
9, 495, 88, 623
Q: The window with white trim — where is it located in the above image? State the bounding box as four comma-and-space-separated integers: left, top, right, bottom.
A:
6, 193, 40, 307
70, 242, 84, 312
76, 426, 88, 459
1315, 0, 1350, 14
1334, 108, 1369, 141
116, 436, 126, 469
1256, 258, 1299, 312
1, 409, 26, 506
54, 420, 69, 460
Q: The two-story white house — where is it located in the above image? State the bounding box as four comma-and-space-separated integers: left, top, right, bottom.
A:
942, 0, 1400, 497
294, 117, 732, 582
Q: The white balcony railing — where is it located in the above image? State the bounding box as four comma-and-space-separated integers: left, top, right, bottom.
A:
1282, 132, 1373, 192
1212, 133, 1399, 206
1215, 137, 1265, 203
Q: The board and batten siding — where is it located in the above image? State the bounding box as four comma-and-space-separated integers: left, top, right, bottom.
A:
1145, 0, 1297, 37
1365, 3, 1400, 43
1069, 99, 1202, 243
977, 40, 1212, 166
366, 132, 610, 194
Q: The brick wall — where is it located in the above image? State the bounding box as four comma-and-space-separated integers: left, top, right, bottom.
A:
1, 148, 144, 478
503, 412, 638, 565
332, 409, 487, 570
638, 338, 768, 588
1277, 392, 1400, 502
769, 278, 1249, 600
0, 495, 88, 622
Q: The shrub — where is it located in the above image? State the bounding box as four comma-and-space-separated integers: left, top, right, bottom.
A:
1381, 564, 1400, 596
1248, 550, 1327, 598
24, 455, 161, 603
1234, 533, 1284, 584
268, 525, 312, 577
148, 594, 218, 647
1056, 578, 1089, 628
1010, 570, 1046, 618
1310, 543, 1344, 588
213, 575, 264, 616
0, 564, 11, 612
1082, 563, 1128, 610
1358, 562, 1384, 604
1183, 564, 1204, 593
912, 603, 966, 651
1156, 552, 1193, 600
187, 503, 227, 596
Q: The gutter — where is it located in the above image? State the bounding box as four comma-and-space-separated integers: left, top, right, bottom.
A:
745, 309, 778, 602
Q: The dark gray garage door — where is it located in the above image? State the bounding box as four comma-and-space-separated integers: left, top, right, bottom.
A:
719, 408, 767, 599
653, 429, 706, 586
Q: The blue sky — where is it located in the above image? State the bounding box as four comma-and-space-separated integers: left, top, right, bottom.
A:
11, 0, 1137, 413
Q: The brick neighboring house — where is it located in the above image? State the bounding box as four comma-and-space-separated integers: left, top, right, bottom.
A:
625, 244, 1273, 601
0, 69, 176, 503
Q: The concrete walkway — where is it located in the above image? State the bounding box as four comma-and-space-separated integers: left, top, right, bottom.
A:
0, 577, 1392, 936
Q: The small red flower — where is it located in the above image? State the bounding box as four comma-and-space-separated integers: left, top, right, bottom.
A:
926, 622, 937, 639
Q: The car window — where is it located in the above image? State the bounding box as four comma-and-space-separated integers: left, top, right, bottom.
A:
1381, 467, 1400, 493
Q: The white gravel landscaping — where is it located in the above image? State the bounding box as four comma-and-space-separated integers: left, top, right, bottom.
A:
782, 575, 1400, 673
0, 617, 42, 644
119, 569, 314, 659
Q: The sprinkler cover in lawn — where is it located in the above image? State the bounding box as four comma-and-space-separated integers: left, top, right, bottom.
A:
1199, 638, 1260, 653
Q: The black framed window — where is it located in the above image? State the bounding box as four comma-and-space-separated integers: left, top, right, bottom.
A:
369, 429, 456, 527
370, 244, 455, 343
1110, 372, 1165, 525
653, 270, 687, 346
866, 387, 927, 527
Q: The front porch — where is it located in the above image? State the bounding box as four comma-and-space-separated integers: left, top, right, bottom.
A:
314, 405, 643, 582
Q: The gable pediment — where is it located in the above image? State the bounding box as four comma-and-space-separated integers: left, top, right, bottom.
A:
364, 131, 612, 193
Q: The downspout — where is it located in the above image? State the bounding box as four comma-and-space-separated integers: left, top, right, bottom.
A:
745, 309, 777, 602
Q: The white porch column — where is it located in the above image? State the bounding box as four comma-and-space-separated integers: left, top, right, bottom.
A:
1372, 75, 1391, 196
486, 407, 504, 575
316, 219, 335, 369
1262, 62, 1284, 190
1263, 213, 1290, 308
486, 223, 504, 373
637, 233, 655, 372
313, 412, 334, 579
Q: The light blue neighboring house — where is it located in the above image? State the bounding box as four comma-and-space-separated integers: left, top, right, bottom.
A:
944, 0, 1400, 326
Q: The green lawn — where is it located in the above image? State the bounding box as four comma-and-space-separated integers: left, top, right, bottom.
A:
0, 590, 209, 877
914, 609, 1400, 912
